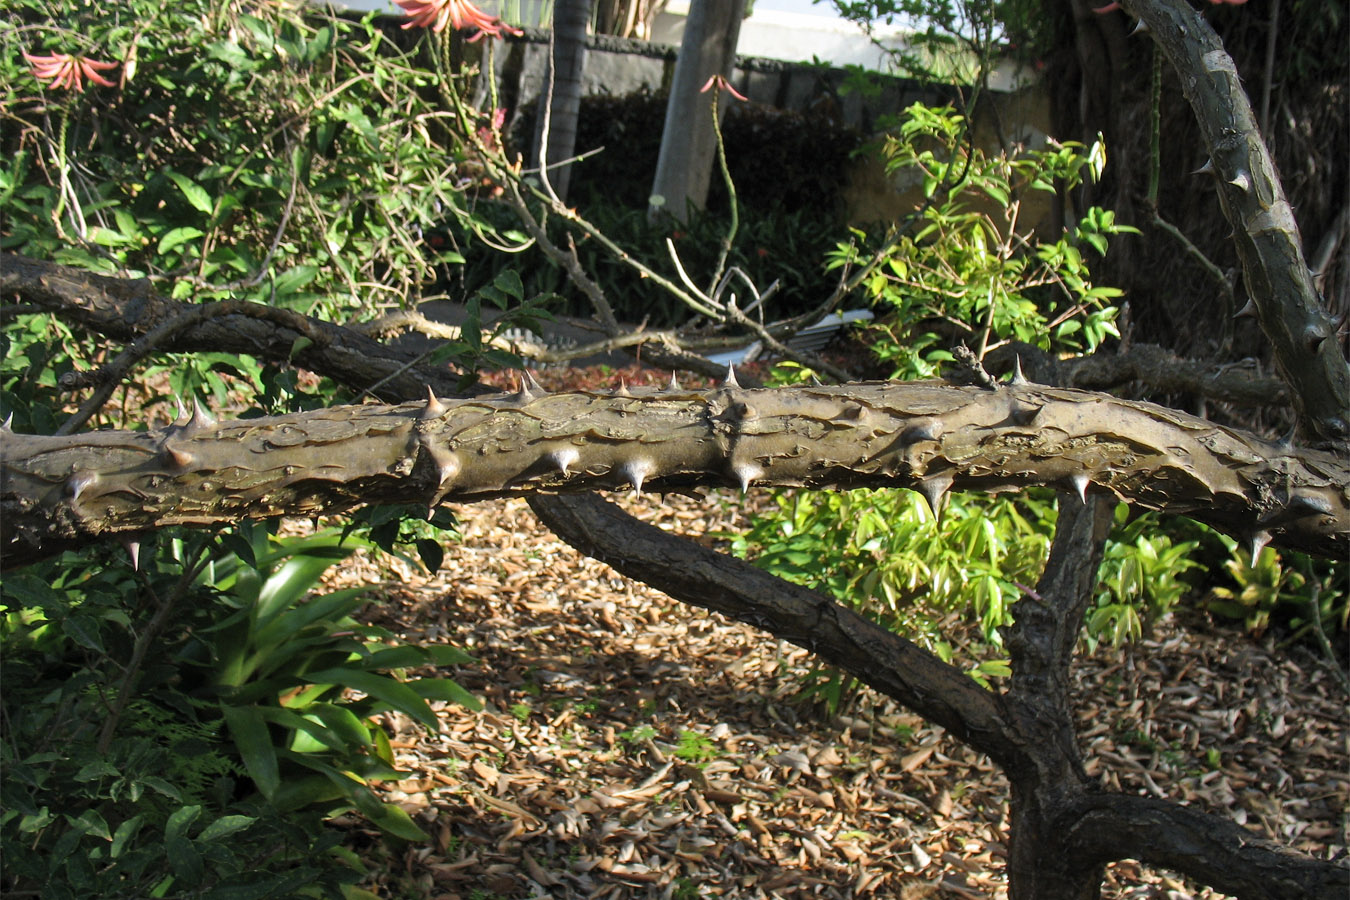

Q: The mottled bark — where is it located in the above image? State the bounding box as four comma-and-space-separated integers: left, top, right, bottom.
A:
4, 379, 1347, 566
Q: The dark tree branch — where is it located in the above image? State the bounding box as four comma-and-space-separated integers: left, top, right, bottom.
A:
989, 342, 1290, 409
1064, 792, 1349, 900
1121, 0, 1350, 449
1002, 495, 1114, 899
0, 252, 447, 403
56, 299, 279, 435
527, 493, 1019, 763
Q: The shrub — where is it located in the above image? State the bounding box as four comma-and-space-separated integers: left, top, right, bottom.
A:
0, 525, 477, 898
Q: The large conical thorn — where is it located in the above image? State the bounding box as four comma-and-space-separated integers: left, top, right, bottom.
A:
917, 473, 953, 523
621, 458, 654, 497
1246, 530, 1272, 564
1070, 474, 1090, 505
122, 537, 142, 572
186, 398, 217, 434
731, 461, 762, 495
550, 447, 580, 478
421, 385, 447, 420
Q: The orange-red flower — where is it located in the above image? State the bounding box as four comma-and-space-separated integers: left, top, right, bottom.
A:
395, 0, 523, 41
699, 74, 747, 101
24, 51, 120, 92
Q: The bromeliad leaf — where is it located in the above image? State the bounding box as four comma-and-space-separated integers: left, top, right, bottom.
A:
220, 705, 279, 799
301, 667, 440, 731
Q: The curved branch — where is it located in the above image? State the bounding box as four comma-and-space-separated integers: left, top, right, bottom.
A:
0, 252, 446, 402
1063, 792, 1349, 900
1121, 0, 1350, 449
56, 299, 281, 435
527, 492, 1018, 764
989, 342, 1290, 408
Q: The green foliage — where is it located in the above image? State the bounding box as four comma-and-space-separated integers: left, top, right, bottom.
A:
732, 487, 1054, 698
619, 725, 658, 748
196, 525, 477, 829
1085, 507, 1204, 648
735, 489, 1055, 642
731, 102, 1159, 696
827, 0, 1060, 82
1207, 544, 1348, 643
0, 0, 553, 425
673, 730, 719, 764
0, 526, 478, 898
838, 104, 1132, 379
1, 0, 462, 314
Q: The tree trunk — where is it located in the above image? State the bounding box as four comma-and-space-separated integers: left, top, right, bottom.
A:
647, 0, 746, 222
1003, 495, 1113, 899
532, 0, 592, 202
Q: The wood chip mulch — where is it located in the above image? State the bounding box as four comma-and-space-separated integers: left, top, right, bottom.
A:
340, 489, 1347, 900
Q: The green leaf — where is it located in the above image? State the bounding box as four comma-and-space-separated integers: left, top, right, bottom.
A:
426, 645, 475, 666
302, 668, 439, 731
74, 759, 119, 782
136, 776, 183, 802
269, 773, 347, 813
164, 804, 202, 842
361, 646, 428, 671
71, 808, 112, 841
158, 226, 204, 254
415, 538, 443, 574
492, 269, 524, 303
197, 814, 257, 842
62, 614, 105, 653
272, 265, 319, 296
409, 678, 482, 711
167, 834, 205, 886
253, 587, 367, 651
306, 703, 375, 750
254, 550, 353, 631
110, 814, 145, 858
168, 171, 214, 215
254, 705, 351, 754
369, 802, 428, 841
221, 705, 280, 798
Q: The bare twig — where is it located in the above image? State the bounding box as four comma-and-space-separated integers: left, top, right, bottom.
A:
96, 543, 213, 754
